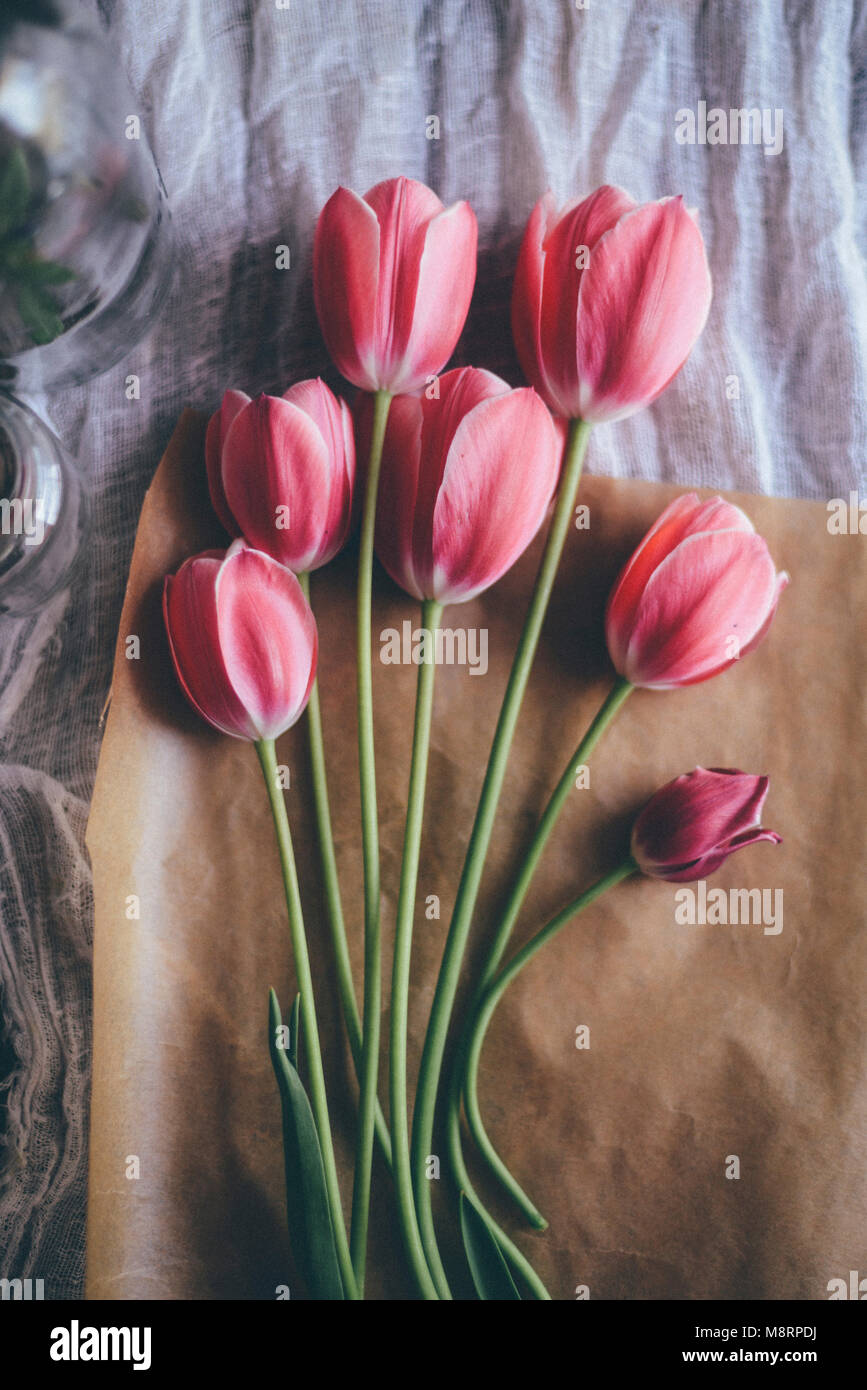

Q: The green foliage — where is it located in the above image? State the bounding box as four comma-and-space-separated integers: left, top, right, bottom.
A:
459, 1193, 522, 1300
268, 989, 345, 1300
0, 146, 74, 346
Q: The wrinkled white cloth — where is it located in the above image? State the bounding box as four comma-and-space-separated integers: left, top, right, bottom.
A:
1, 0, 864, 1298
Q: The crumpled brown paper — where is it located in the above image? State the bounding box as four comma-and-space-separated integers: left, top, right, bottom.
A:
85, 411, 867, 1300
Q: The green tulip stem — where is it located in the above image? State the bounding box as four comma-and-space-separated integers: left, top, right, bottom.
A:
351, 387, 393, 1291
462, 860, 638, 1226
256, 737, 359, 1301
410, 415, 593, 1285
389, 598, 445, 1300
297, 571, 392, 1177
444, 677, 633, 1249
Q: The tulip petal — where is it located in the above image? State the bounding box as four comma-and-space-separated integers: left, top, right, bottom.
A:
283, 377, 355, 491
737, 570, 790, 658
633, 768, 770, 870
622, 529, 780, 687
390, 199, 478, 393
163, 554, 258, 740
538, 185, 637, 418
432, 387, 560, 603
281, 379, 356, 566
512, 192, 559, 408
576, 196, 712, 423
364, 176, 446, 389
215, 544, 318, 740
605, 494, 756, 670
221, 395, 336, 572
313, 186, 381, 389
205, 389, 250, 536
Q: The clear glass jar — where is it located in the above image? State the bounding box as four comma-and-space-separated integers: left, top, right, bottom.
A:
0, 390, 87, 615
0, 1, 174, 391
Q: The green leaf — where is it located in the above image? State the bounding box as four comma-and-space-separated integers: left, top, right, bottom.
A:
14, 258, 75, 286
0, 147, 31, 235
14, 281, 64, 345
268, 989, 344, 1300
459, 1194, 522, 1301
287, 993, 301, 1071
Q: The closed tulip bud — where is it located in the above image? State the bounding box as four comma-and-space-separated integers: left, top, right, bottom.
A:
631, 767, 781, 882
605, 493, 788, 689
163, 540, 318, 741
370, 366, 561, 606
512, 185, 712, 423
314, 175, 478, 394
208, 381, 356, 573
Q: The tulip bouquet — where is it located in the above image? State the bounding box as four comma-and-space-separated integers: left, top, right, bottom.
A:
161, 176, 787, 1300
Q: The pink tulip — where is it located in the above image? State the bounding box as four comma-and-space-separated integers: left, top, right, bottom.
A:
512, 185, 712, 423
207, 382, 356, 573
631, 767, 781, 882
370, 367, 561, 606
605, 493, 788, 689
163, 540, 318, 741
313, 175, 478, 394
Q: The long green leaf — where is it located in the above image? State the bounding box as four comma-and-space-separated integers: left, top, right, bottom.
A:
460, 1193, 522, 1300
268, 989, 344, 1300
287, 993, 301, 1071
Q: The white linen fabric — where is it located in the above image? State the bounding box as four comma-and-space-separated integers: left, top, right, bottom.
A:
1, 0, 864, 1299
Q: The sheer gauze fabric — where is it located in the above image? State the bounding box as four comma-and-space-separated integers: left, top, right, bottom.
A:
1, 0, 865, 1298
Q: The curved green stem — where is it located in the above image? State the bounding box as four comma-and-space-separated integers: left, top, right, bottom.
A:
444, 677, 633, 1239
298, 573, 393, 1195
256, 737, 359, 1301
463, 861, 637, 1224
474, 677, 633, 994
352, 388, 392, 1292
390, 599, 444, 1300
411, 416, 593, 1283
444, 1095, 552, 1299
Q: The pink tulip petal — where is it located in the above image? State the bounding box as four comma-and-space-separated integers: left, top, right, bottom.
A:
281, 379, 356, 566
737, 570, 790, 658
215, 544, 318, 739
205, 389, 250, 536
411, 368, 511, 591
221, 395, 335, 572
365, 177, 445, 387
313, 187, 382, 389
390, 199, 478, 393
576, 197, 712, 423
512, 192, 560, 408
163, 555, 258, 739
622, 529, 779, 687
538, 185, 637, 418
432, 386, 560, 603
660, 827, 783, 882
605, 494, 756, 670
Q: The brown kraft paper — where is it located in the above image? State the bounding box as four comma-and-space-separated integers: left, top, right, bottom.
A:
85, 410, 867, 1300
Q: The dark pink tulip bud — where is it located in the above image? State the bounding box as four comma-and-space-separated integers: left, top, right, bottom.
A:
631, 767, 782, 882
